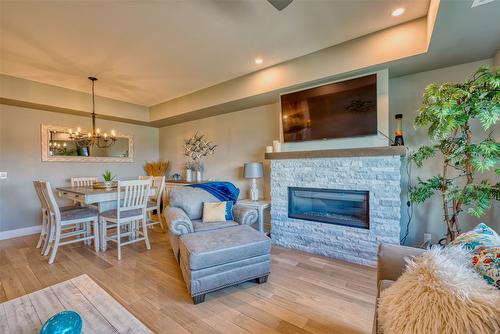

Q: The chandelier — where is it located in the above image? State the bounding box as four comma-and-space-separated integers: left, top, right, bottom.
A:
67, 77, 116, 149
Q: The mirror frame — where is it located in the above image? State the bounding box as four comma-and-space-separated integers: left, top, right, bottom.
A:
41, 124, 134, 163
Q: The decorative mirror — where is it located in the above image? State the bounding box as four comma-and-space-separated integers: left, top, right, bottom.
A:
41, 124, 134, 162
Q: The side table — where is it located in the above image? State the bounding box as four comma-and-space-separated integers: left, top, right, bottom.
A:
237, 199, 271, 233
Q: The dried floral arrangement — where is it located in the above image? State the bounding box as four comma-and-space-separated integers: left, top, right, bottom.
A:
184, 133, 216, 170
143, 160, 170, 176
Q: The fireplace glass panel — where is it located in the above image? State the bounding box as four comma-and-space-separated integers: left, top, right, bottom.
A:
288, 187, 369, 229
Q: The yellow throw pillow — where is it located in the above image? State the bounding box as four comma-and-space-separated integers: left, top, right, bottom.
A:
202, 202, 227, 223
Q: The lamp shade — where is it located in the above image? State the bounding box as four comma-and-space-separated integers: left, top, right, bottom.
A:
244, 162, 263, 179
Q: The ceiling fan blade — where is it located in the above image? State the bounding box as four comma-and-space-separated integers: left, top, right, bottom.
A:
267, 0, 293, 11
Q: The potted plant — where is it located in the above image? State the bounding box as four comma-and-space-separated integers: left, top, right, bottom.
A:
410, 66, 499, 242
102, 170, 116, 189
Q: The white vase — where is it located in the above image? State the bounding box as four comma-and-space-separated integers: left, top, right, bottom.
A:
195, 170, 202, 182
186, 169, 192, 182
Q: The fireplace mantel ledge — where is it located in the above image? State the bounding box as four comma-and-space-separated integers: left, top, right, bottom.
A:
265, 146, 406, 160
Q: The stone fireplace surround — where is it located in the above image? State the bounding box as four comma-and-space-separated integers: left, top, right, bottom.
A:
266, 147, 405, 267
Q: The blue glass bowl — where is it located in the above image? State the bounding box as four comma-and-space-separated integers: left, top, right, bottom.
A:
40, 311, 82, 334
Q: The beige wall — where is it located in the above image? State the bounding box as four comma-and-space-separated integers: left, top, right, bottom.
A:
495, 50, 500, 67
159, 58, 499, 246
1, 74, 150, 122
159, 104, 279, 200
0, 104, 159, 233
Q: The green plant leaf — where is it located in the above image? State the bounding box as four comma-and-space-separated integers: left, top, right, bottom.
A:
411, 66, 499, 232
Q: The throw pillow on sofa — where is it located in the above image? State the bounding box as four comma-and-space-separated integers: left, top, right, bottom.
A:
202, 202, 227, 223
473, 247, 500, 289
378, 246, 500, 334
448, 223, 500, 252
448, 223, 500, 288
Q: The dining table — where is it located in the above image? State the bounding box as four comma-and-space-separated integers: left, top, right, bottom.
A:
56, 185, 158, 251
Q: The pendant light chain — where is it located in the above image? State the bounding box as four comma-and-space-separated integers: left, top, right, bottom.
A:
62, 77, 117, 149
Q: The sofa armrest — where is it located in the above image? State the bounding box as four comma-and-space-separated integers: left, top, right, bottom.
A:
232, 204, 258, 225
377, 243, 425, 285
164, 206, 194, 235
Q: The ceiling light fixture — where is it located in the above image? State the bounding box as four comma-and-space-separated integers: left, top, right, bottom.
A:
255, 57, 263, 65
65, 77, 117, 149
391, 7, 405, 16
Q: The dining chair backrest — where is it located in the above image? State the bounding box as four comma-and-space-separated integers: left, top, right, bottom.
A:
33, 181, 48, 211
139, 176, 165, 203
152, 176, 165, 204
117, 179, 151, 218
39, 180, 62, 222
71, 177, 98, 187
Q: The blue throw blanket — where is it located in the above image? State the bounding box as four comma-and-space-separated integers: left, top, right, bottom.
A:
189, 182, 240, 220
188, 181, 240, 203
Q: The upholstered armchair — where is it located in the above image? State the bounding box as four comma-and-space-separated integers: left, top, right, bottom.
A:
164, 186, 259, 260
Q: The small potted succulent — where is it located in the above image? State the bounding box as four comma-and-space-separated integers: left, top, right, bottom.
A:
102, 170, 116, 188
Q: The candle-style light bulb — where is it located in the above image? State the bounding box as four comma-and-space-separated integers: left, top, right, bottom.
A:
88, 132, 92, 138
69, 128, 73, 134
104, 133, 108, 139
77, 127, 81, 132
96, 128, 101, 134
63, 143, 67, 147
110, 130, 116, 137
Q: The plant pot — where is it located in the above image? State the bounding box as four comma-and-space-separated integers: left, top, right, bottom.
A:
103, 181, 113, 188
185, 169, 192, 182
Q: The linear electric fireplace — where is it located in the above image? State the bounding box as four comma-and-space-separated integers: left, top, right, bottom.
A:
288, 187, 369, 229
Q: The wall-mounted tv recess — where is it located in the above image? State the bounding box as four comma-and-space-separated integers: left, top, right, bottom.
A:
280, 74, 378, 143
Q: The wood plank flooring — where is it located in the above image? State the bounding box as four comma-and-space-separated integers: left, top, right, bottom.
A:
0, 228, 376, 334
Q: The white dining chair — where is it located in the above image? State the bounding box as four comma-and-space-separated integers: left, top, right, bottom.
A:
100, 179, 152, 260
139, 175, 165, 231
33, 181, 51, 253
71, 177, 98, 187
70, 176, 98, 210
40, 180, 99, 264
33, 181, 83, 255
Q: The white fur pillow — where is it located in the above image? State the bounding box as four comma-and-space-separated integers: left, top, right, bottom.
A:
378, 246, 500, 334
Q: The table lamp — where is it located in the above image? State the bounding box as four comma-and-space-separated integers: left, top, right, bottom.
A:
244, 162, 263, 201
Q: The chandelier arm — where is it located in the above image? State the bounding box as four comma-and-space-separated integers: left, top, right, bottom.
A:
64, 77, 115, 150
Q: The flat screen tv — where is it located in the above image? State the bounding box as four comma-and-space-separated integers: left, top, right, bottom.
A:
280, 74, 377, 143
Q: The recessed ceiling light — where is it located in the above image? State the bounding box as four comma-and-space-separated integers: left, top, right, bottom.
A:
391, 7, 405, 16
255, 57, 263, 65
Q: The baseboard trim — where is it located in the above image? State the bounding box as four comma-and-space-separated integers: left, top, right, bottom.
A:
0, 225, 41, 241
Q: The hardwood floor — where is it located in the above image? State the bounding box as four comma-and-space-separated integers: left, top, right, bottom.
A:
0, 228, 376, 334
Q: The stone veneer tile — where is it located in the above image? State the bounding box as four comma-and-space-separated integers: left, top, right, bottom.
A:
270, 156, 402, 267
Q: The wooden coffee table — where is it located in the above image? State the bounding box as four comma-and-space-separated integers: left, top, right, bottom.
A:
0, 274, 152, 333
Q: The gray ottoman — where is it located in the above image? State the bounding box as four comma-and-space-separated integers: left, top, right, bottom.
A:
179, 225, 271, 304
